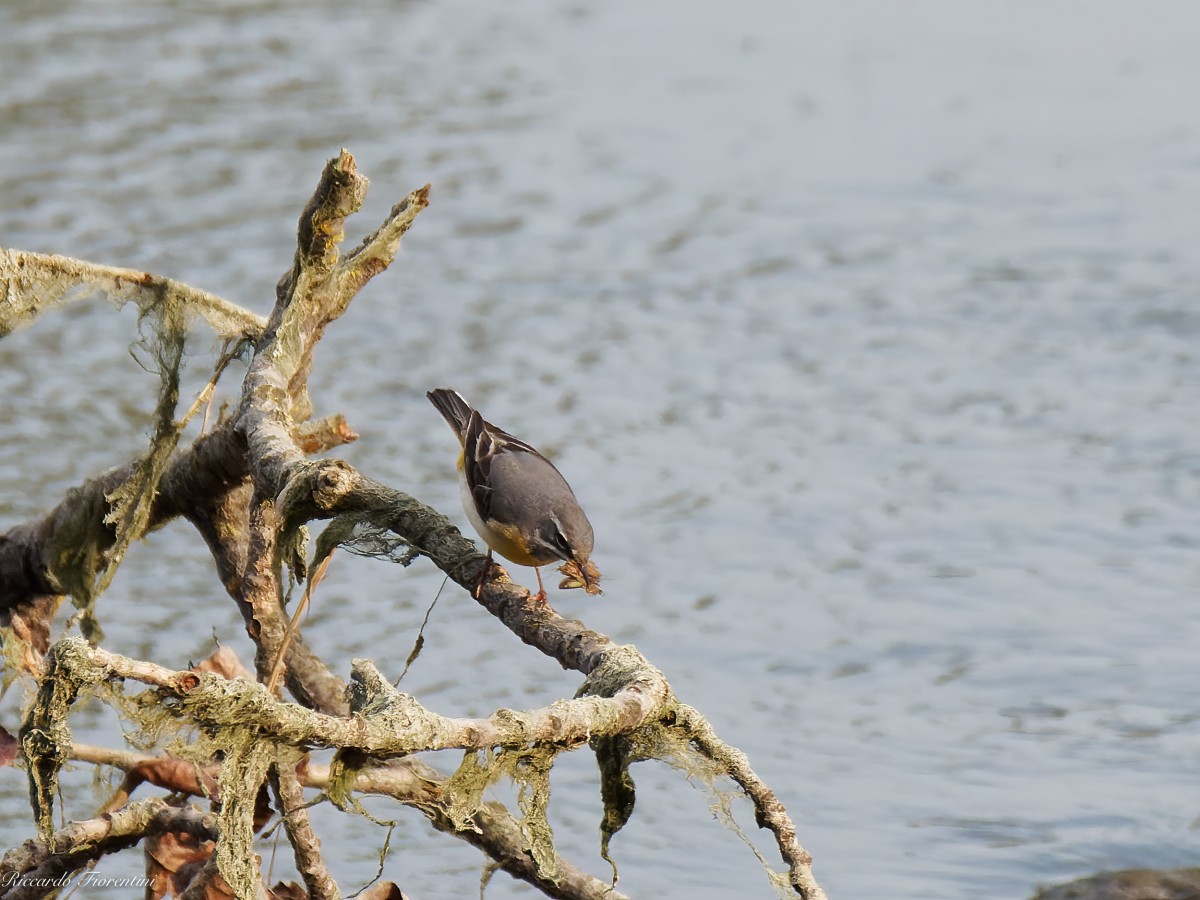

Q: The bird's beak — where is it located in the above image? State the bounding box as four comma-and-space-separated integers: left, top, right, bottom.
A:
578, 559, 600, 593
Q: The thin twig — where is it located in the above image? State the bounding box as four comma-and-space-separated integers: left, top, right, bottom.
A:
395, 577, 446, 685
678, 704, 826, 900
267, 550, 334, 695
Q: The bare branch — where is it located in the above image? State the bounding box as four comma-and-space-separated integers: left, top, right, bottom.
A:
338, 184, 431, 295
271, 753, 341, 900
0, 247, 265, 340
678, 705, 827, 900
71, 744, 435, 807
288, 149, 369, 280
240, 159, 428, 496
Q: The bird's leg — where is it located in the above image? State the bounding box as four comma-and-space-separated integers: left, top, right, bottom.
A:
474, 550, 493, 599
532, 566, 547, 603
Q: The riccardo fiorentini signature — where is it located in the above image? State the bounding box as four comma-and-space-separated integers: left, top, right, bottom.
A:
0, 872, 153, 889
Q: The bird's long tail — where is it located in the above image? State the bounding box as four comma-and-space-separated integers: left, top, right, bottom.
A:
427, 388, 474, 440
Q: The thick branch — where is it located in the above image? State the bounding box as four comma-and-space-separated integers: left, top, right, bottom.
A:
231, 159, 429, 718
269, 462, 619, 675
50, 639, 670, 756
241, 156, 429, 496
0, 413, 359, 627
186, 459, 347, 714
0, 248, 265, 340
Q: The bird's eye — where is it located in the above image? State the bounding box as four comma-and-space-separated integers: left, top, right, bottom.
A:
552, 527, 572, 556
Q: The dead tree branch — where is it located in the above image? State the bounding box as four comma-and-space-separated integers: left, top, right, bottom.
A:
2, 150, 826, 899
43, 639, 669, 757
678, 704, 823, 898
271, 755, 340, 900
69, 744, 628, 900
0, 248, 264, 340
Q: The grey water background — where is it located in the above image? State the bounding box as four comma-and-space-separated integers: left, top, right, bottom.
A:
2, 1, 1199, 897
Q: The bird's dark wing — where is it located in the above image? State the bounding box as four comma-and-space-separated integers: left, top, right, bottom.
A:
464, 409, 546, 521
463, 410, 494, 519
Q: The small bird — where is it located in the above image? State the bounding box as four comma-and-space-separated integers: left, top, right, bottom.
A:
427, 388, 601, 600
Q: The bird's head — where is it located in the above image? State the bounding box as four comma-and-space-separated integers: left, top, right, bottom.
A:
533, 512, 600, 593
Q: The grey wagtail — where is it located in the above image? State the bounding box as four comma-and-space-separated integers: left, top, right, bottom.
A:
427, 388, 601, 600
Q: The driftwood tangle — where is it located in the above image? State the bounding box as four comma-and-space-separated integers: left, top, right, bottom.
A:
0, 151, 826, 900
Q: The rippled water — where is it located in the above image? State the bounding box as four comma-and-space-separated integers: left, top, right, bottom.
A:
3, 2, 1200, 897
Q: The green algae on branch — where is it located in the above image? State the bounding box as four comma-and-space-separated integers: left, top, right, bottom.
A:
22, 634, 822, 898
0, 248, 265, 341
29, 639, 673, 759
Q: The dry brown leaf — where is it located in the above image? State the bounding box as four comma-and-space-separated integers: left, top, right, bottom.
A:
358, 882, 407, 900
5, 595, 61, 663
190, 645, 252, 680
253, 785, 273, 832
146, 830, 216, 900
268, 882, 307, 899
0, 725, 19, 766
102, 755, 219, 814
557, 559, 603, 595
195, 868, 237, 900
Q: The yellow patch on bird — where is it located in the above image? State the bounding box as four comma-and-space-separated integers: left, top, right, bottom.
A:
483, 519, 549, 567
